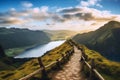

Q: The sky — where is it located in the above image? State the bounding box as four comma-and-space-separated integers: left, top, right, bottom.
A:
0, 0, 120, 31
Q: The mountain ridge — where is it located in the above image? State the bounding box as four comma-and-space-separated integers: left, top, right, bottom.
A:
72, 21, 120, 61
0, 28, 51, 49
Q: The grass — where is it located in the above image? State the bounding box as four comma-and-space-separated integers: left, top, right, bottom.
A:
5, 44, 39, 57
0, 40, 73, 80
77, 44, 120, 80
3, 39, 119, 80
5, 47, 26, 57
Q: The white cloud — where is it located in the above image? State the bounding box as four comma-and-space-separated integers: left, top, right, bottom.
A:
0, 0, 120, 32
0, 16, 29, 27
1, 5, 120, 31
22, 1, 33, 8
31, 6, 50, 20
40, 6, 48, 12
96, 4, 103, 8
32, 6, 48, 13
57, 7, 118, 22
80, 0, 102, 7
10, 8, 16, 12
0, 6, 49, 26
33, 7, 40, 13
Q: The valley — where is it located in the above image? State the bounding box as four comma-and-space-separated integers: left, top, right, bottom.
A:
0, 21, 120, 80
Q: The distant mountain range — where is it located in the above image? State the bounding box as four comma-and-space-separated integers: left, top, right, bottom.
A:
0, 28, 78, 50
73, 21, 120, 61
0, 28, 51, 49
0, 28, 51, 71
43, 30, 77, 40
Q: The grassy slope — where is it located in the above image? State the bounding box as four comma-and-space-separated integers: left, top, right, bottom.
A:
80, 44, 120, 80
0, 41, 73, 80
73, 21, 120, 61
0, 59, 15, 70
0, 28, 50, 49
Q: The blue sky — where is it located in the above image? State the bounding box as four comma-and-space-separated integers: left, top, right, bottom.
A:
0, 0, 78, 12
0, 0, 120, 14
0, 0, 120, 31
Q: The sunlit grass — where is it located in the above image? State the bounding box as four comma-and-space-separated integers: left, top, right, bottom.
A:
0, 40, 73, 80
79, 44, 120, 80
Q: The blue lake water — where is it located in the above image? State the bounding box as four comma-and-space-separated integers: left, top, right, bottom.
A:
15, 40, 65, 58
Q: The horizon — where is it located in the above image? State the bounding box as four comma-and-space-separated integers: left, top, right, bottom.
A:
0, 0, 120, 32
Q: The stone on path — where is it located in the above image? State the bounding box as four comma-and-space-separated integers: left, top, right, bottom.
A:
52, 46, 86, 80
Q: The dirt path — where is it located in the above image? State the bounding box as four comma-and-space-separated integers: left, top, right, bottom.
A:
52, 46, 86, 80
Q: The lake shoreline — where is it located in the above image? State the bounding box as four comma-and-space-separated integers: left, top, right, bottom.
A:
14, 40, 65, 58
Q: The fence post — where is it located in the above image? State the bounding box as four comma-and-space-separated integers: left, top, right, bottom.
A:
80, 57, 84, 71
85, 55, 88, 61
69, 41, 73, 46
56, 59, 61, 69
82, 51, 86, 58
66, 52, 70, 61
38, 57, 49, 80
71, 49, 74, 55
89, 59, 95, 80
38, 57, 44, 68
72, 47, 74, 53
61, 54, 66, 64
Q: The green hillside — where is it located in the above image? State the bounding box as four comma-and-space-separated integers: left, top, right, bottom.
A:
77, 43, 120, 80
73, 21, 120, 61
0, 45, 30, 71
0, 40, 73, 80
1, 39, 120, 80
0, 28, 51, 49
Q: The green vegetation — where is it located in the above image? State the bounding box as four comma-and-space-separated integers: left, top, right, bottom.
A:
0, 28, 50, 49
5, 44, 38, 57
72, 21, 120, 79
73, 21, 120, 61
5, 47, 27, 57
77, 43, 120, 80
43, 30, 78, 40
0, 40, 73, 80
0, 57, 16, 71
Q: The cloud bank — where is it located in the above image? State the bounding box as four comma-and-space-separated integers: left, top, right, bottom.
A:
0, 0, 120, 31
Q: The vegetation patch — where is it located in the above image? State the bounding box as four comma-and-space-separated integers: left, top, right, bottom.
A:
0, 40, 73, 80
77, 43, 120, 80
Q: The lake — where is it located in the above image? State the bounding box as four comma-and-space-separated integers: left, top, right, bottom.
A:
15, 40, 65, 58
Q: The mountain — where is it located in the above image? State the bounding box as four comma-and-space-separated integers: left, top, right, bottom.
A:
43, 30, 78, 40
0, 28, 51, 49
72, 21, 120, 61
0, 27, 51, 71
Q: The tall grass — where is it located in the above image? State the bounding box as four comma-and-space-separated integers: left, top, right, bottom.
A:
81, 44, 120, 80
0, 40, 73, 80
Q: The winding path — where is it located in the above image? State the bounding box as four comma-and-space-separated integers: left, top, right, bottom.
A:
52, 46, 86, 80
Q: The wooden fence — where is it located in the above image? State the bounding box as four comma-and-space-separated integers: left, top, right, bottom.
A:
19, 40, 105, 80
19, 41, 74, 80
70, 40, 105, 80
